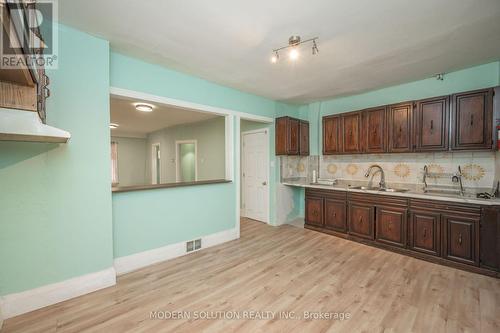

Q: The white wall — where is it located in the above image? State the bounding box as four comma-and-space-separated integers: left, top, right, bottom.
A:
146, 117, 226, 183
111, 136, 148, 186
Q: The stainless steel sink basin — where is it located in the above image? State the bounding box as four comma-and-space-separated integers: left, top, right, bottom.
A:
348, 185, 408, 193
379, 188, 409, 193
348, 186, 379, 190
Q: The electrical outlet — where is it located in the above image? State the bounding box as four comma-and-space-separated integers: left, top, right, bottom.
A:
194, 239, 201, 250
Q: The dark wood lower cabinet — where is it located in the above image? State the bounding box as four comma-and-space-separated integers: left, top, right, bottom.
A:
305, 196, 323, 227
376, 206, 407, 248
442, 214, 479, 266
324, 199, 347, 233
348, 203, 374, 240
304, 189, 499, 277
409, 210, 441, 257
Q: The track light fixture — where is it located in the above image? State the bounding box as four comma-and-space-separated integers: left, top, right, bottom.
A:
270, 35, 319, 64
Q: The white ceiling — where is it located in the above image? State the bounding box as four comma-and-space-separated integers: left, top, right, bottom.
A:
60, 0, 500, 103
110, 96, 219, 137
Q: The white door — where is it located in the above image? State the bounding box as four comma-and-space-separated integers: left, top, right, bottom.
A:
242, 129, 269, 223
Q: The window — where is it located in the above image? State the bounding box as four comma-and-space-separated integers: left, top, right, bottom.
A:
111, 141, 119, 186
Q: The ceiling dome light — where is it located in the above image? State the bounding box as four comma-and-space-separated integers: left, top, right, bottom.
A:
135, 103, 154, 112
289, 48, 299, 61
109, 123, 119, 129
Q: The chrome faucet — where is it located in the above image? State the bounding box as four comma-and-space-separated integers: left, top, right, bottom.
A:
365, 164, 386, 189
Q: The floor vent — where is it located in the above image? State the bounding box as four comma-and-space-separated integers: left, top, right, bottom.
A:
186, 238, 202, 252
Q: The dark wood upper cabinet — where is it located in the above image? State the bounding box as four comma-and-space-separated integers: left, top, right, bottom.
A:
275, 116, 308, 155
387, 102, 413, 153
451, 89, 493, 150
323, 115, 341, 154
299, 120, 309, 156
414, 96, 449, 152
342, 112, 362, 153
364, 107, 386, 153
321, 87, 495, 155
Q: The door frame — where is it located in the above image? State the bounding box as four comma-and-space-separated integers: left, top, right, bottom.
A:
241, 128, 270, 224
151, 142, 161, 184
175, 140, 198, 182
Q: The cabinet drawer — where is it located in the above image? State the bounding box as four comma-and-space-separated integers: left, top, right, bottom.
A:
442, 214, 479, 266
348, 203, 374, 240
376, 206, 407, 248
409, 210, 441, 256
324, 199, 347, 233
305, 197, 323, 227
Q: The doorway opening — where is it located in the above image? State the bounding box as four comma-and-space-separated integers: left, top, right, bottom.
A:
151, 143, 161, 184
176, 140, 198, 182
240, 119, 270, 224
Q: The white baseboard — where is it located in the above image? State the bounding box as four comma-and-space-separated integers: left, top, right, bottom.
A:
0, 267, 116, 320
114, 227, 238, 275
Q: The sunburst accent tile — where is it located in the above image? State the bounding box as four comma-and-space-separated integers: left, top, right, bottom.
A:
426, 163, 444, 177
461, 164, 485, 181
327, 163, 338, 175
394, 163, 411, 178
346, 163, 359, 176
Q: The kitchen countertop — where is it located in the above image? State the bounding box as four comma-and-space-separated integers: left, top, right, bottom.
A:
282, 180, 500, 206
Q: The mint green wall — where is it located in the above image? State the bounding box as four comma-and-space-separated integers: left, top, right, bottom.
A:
113, 183, 234, 257
0, 25, 112, 295
111, 53, 279, 117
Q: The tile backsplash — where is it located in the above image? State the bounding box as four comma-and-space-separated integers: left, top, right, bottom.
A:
282, 151, 498, 190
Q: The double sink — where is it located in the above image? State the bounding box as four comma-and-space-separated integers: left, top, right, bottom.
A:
348, 185, 409, 193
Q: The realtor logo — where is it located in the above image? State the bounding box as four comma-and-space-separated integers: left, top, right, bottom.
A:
0, 0, 58, 69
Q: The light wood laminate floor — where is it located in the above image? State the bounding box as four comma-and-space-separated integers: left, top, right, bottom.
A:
3, 218, 500, 332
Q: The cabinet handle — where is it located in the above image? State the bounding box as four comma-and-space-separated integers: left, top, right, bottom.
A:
333, 212, 337, 218
470, 115, 473, 126
423, 228, 427, 238
458, 234, 462, 245
399, 126, 402, 133
359, 217, 363, 224
430, 120, 434, 132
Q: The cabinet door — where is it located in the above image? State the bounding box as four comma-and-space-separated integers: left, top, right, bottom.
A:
299, 120, 309, 156
305, 197, 323, 227
442, 214, 479, 266
275, 117, 288, 155
376, 207, 407, 248
364, 107, 386, 153
288, 118, 300, 155
342, 112, 362, 153
409, 210, 441, 256
414, 96, 449, 152
323, 116, 341, 154
324, 199, 347, 233
388, 103, 413, 153
451, 89, 493, 150
348, 203, 374, 239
